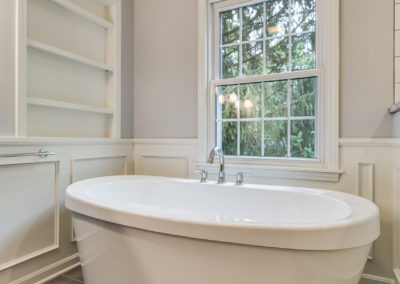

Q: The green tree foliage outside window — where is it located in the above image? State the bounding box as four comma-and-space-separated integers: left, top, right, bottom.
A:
217, 0, 317, 159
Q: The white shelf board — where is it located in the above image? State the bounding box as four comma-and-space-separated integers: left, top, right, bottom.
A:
27, 39, 114, 72
27, 97, 114, 115
50, 0, 114, 29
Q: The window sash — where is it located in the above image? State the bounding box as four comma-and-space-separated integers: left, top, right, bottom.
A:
214, 0, 319, 80
211, 69, 320, 86
212, 76, 319, 159
211, 0, 322, 162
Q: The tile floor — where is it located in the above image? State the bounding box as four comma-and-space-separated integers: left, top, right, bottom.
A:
45, 267, 385, 284
46, 266, 83, 284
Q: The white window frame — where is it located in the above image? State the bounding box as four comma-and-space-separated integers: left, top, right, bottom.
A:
197, 0, 340, 180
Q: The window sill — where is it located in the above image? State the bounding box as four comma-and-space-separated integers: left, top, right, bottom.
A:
194, 163, 343, 182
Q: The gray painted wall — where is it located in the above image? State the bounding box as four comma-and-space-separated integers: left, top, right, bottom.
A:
121, 0, 134, 138
340, 0, 394, 138
133, 0, 198, 138
132, 0, 395, 138
0, 0, 395, 138
0, 1, 16, 137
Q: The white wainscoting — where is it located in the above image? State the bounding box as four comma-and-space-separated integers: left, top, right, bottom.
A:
138, 154, 189, 178
0, 160, 60, 272
0, 138, 133, 284
69, 155, 129, 242
71, 155, 128, 183
358, 162, 375, 260
133, 139, 198, 179
0, 137, 398, 283
133, 138, 399, 284
394, 165, 400, 284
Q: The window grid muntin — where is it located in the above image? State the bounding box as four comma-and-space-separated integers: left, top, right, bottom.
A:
219, 0, 316, 79
216, 0, 318, 160
220, 29, 316, 49
216, 77, 317, 158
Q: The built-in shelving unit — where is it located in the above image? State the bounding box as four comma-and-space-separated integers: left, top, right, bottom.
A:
27, 39, 115, 72
27, 97, 114, 115
16, 0, 121, 138
50, 0, 114, 29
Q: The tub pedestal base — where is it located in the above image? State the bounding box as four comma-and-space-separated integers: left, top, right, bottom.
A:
73, 213, 370, 284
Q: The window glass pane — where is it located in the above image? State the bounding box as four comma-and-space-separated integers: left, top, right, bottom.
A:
290, 119, 316, 158
264, 80, 288, 117
264, 120, 288, 157
221, 45, 239, 78
240, 83, 262, 118
222, 122, 238, 155
216, 0, 318, 160
219, 85, 238, 119
221, 9, 240, 44
291, 0, 316, 33
291, 32, 316, 71
242, 41, 264, 76
240, 121, 262, 156
266, 0, 289, 37
291, 77, 316, 117
266, 36, 289, 74
243, 3, 264, 41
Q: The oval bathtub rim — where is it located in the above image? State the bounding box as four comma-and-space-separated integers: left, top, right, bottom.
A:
66, 175, 380, 251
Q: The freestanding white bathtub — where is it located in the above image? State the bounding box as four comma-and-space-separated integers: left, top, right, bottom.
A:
66, 175, 380, 284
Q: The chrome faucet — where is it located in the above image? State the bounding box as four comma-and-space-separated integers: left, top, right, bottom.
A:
208, 146, 225, 183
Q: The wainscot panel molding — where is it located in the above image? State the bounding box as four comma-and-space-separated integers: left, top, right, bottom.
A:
133, 137, 399, 283
358, 163, 375, 260
133, 139, 198, 180
0, 161, 60, 272
0, 139, 133, 284
138, 154, 189, 178
69, 155, 129, 242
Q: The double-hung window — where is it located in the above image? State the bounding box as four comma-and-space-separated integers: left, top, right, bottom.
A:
208, 0, 338, 169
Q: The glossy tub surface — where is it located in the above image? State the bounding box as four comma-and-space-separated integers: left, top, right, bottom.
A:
66, 175, 380, 284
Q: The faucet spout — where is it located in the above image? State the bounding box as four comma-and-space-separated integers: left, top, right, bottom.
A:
208, 146, 225, 183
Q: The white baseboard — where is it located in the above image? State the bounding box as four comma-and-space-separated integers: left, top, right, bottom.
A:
10, 253, 79, 284
362, 273, 396, 284
35, 262, 80, 284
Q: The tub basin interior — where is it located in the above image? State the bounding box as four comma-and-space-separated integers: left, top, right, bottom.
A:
77, 179, 351, 226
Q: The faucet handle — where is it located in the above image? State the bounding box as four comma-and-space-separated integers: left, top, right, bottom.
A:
195, 169, 208, 183
235, 172, 252, 186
